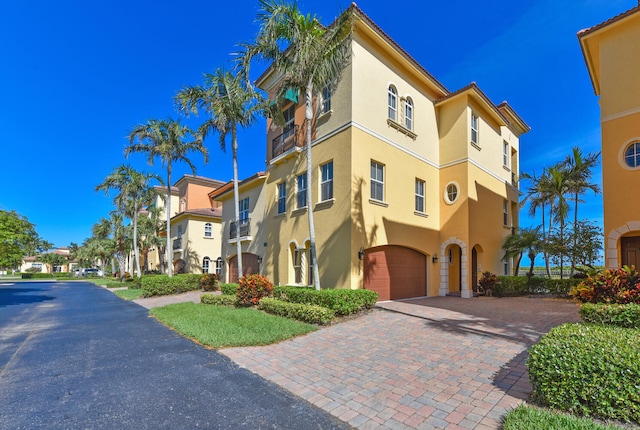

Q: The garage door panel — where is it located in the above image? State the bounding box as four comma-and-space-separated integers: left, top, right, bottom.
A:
364, 246, 426, 301
229, 253, 259, 283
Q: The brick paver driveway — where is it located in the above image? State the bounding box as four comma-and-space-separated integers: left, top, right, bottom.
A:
222, 296, 581, 429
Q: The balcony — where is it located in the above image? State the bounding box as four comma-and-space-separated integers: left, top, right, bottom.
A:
230, 219, 251, 240
173, 238, 182, 250
271, 125, 299, 159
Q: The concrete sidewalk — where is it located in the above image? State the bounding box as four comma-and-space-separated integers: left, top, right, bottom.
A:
221, 297, 581, 429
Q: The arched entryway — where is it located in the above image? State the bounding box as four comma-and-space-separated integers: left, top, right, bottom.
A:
363, 245, 427, 301
471, 245, 484, 294
439, 238, 472, 298
447, 245, 462, 294
229, 253, 260, 283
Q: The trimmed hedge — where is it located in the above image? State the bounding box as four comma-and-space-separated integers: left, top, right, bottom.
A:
580, 303, 640, 328
141, 274, 202, 297
258, 298, 336, 325
495, 276, 528, 297
527, 323, 640, 423
492, 276, 581, 297
220, 283, 238, 295
273, 286, 378, 316
21, 273, 54, 279
201, 294, 238, 307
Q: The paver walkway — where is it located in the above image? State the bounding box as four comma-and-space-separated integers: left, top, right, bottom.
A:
222, 296, 581, 429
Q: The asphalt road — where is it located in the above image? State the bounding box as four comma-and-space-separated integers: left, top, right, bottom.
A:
0, 281, 351, 430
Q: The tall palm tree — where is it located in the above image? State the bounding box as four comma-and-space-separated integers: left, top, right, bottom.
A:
96, 165, 162, 278
239, 0, 353, 289
521, 170, 554, 278
92, 218, 117, 274
502, 227, 542, 277
176, 69, 260, 281
563, 147, 600, 277
546, 165, 571, 278
125, 119, 208, 277
137, 205, 164, 273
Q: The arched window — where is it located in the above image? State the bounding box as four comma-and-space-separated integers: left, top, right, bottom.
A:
388, 86, 397, 121
202, 256, 210, 274
624, 142, 640, 168
204, 222, 212, 238
405, 97, 413, 130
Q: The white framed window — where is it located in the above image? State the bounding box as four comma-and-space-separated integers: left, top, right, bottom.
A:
321, 87, 331, 114
388, 86, 397, 121
444, 182, 459, 204
293, 248, 303, 284
283, 104, 295, 137
204, 222, 212, 238
239, 197, 249, 222
215, 257, 223, 277
202, 256, 210, 274
370, 161, 384, 201
296, 174, 307, 209
320, 161, 334, 201
503, 200, 509, 226
503, 141, 509, 167
624, 142, 640, 168
471, 112, 479, 144
415, 178, 425, 213
177, 225, 183, 239
405, 97, 413, 130
504, 261, 510, 276
277, 182, 286, 214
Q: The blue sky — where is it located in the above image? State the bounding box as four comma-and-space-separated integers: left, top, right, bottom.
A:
0, 0, 631, 256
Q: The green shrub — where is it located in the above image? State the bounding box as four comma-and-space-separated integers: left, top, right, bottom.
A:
258, 298, 336, 325
571, 266, 640, 304
220, 283, 238, 295
495, 276, 528, 297
141, 274, 202, 297
546, 278, 581, 297
21, 273, 33, 279
22, 273, 55, 279
200, 273, 220, 291
580, 303, 640, 328
273, 286, 378, 316
527, 323, 640, 423
201, 293, 238, 307
237, 274, 274, 306
479, 271, 499, 294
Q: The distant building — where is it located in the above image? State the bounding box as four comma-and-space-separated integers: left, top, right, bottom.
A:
579, 4, 640, 269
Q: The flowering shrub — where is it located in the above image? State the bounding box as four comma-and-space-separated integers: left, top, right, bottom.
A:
570, 266, 640, 304
478, 271, 499, 294
200, 273, 220, 291
237, 274, 274, 306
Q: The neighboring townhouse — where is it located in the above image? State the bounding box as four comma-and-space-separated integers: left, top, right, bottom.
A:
21, 247, 75, 273
147, 175, 225, 274
256, 5, 529, 299
579, 5, 640, 270
210, 172, 267, 282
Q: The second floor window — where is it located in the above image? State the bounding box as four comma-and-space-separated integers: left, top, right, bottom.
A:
503, 142, 509, 168
405, 98, 413, 130
204, 223, 212, 238
296, 174, 307, 208
321, 87, 331, 114
283, 104, 295, 137
388, 86, 397, 121
277, 182, 286, 214
415, 179, 425, 213
239, 197, 249, 223
471, 112, 479, 144
371, 161, 384, 201
320, 161, 333, 201
503, 200, 509, 226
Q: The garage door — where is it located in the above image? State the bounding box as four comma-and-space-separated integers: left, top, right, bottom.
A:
364, 245, 426, 301
229, 253, 260, 283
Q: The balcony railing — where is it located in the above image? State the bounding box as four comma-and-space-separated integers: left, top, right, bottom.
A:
173, 238, 182, 250
230, 219, 251, 240
271, 125, 299, 158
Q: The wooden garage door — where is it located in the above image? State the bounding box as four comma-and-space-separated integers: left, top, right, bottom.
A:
364, 246, 426, 301
229, 253, 260, 283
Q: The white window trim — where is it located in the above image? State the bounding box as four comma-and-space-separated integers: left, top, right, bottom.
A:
320, 161, 334, 202
277, 182, 287, 214
471, 112, 479, 145
444, 182, 459, 205
415, 178, 425, 213
370, 161, 385, 202
388, 86, 397, 122
296, 174, 307, 209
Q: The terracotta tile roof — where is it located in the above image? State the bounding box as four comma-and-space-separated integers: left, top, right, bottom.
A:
178, 208, 222, 218
209, 172, 267, 200
578, 4, 640, 37
435, 82, 509, 125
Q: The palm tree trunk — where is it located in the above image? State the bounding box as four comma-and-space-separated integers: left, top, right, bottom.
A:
133, 201, 141, 278
166, 166, 173, 277
570, 192, 578, 278
232, 128, 243, 282
305, 84, 321, 290
545, 203, 553, 278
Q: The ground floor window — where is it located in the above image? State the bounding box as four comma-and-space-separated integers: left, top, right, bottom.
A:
202, 256, 210, 274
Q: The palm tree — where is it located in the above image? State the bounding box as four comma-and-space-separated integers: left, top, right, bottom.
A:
521, 170, 554, 278
92, 218, 117, 275
546, 165, 571, 278
563, 147, 600, 277
96, 165, 162, 278
125, 119, 208, 277
239, 0, 353, 289
176, 69, 260, 281
137, 205, 164, 273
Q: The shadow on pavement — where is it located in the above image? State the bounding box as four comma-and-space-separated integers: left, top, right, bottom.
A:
0, 287, 55, 307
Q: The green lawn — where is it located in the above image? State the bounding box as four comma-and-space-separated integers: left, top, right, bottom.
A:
150, 302, 317, 348
503, 405, 626, 430
113, 288, 143, 300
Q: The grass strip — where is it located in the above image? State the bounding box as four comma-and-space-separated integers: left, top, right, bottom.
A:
150, 302, 317, 348
503, 405, 626, 430
113, 288, 143, 300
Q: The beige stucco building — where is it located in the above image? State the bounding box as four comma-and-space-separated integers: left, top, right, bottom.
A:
250, 5, 528, 299
579, 5, 640, 270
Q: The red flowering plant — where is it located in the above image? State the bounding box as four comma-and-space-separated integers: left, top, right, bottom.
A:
237, 274, 274, 306
571, 266, 640, 304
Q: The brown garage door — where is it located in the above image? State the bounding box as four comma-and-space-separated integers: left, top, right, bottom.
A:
364, 245, 426, 301
229, 253, 260, 283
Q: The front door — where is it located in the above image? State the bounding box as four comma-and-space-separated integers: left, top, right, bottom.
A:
621, 236, 640, 269
472, 248, 478, 293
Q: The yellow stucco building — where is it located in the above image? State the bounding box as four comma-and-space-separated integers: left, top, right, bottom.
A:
250, 5, 528, 299
579, 5, 640, 270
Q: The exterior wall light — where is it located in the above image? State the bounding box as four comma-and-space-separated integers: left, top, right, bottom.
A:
432, 255, 438, 263
358, 247, 365, 260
